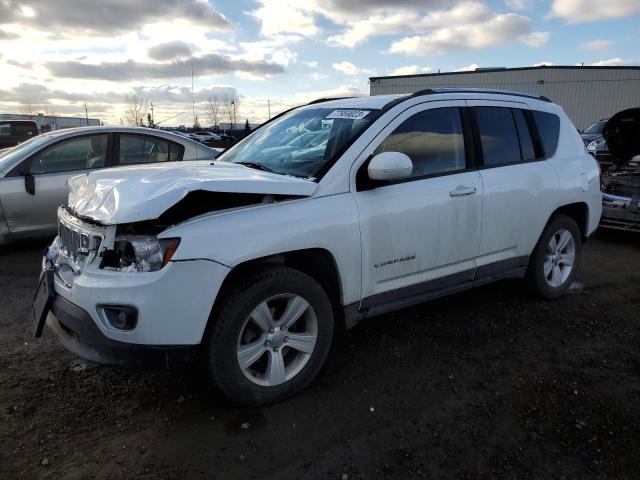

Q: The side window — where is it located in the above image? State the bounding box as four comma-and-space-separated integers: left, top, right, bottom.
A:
474, 107, 521, 167
513, 109, 537, 162
0, 125, 10, 137
29, 135, 108, 174
374, 107, 466, 178
118, 135, 183, 165
532, 111, 560, 158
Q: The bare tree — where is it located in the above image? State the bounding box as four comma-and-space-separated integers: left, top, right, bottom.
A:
19, 101, 41, 120
223, 95, 240, 130
206, 96, 221, 129
123, 94, 148, 127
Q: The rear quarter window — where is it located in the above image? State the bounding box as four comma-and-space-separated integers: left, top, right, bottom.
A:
532, 111, 560, 158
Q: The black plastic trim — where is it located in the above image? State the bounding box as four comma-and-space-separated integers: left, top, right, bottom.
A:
47, 295, 196, 370
344, 256, 529, 329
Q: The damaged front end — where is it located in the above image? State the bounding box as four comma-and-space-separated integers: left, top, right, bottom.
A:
601, 162, 640, 231
600, 108, 640, 232
48, 162, 316, 282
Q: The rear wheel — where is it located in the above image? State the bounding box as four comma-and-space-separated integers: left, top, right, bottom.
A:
525, 215, 582, 299
205, 267, 334, 405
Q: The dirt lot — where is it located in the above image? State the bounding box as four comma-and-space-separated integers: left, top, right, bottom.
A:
1, 230, 639, 480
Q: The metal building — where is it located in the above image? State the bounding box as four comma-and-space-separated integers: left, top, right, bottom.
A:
369, 66, 640, 130
0, 113, 101, 132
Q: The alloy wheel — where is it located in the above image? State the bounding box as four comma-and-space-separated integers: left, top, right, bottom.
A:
543, 228, 576, 288
236, 294, 318, 387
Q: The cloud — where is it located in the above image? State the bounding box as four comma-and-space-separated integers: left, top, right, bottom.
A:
309, 72, 329, 81
505, 0, 528, 9
147, 41, 194, 61
522, 31, 550, 47
548, 0, 640, 23
332, 61, 374, 76
587, 58, 638, 66
305, 61, 319, 68
580, 39, 613, 52
389, 8, 548, 56
389, 65, 434, 76
455, 63, 480, 72
325, 2, 548, 51
533, 61, 554, 66
45, 53, 286, 81
250, 0, 455, 39
327, 12, 418, 47
0, 0, 232, 35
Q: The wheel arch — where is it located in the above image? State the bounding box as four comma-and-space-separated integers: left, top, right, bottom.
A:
549, 202, 590, 241
206, 248, 347, 335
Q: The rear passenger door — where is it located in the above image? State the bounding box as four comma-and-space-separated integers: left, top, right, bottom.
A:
467, 101, 559, 269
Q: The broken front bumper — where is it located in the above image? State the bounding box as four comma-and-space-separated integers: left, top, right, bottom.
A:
600, 193, 640, 232
46, 295, 197, 369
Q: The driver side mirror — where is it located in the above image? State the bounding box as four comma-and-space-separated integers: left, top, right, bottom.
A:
24, 173, 35, 195
367, 152, 413, 181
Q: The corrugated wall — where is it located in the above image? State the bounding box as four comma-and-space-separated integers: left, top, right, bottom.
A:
369, 67, 640, 130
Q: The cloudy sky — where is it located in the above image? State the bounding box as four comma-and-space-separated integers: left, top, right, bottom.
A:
0, 0, 639, 126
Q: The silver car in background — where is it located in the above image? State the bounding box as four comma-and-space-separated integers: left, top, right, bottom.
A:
0, 126, 221, 245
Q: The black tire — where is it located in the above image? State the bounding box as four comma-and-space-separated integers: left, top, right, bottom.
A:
525, 214, 582, 299
204, 266, 334, 405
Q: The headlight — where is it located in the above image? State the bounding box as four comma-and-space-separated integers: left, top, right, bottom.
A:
587, 139, 605, 152
101, 236, 180, 272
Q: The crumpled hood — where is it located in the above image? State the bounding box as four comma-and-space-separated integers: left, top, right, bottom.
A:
603, 108, 640, 167
67, 162, 318, 225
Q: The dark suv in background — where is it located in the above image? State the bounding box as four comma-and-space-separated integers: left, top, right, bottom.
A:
0, 120, 39, 149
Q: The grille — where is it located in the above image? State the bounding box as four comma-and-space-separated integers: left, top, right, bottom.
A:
57, 217, 103, 265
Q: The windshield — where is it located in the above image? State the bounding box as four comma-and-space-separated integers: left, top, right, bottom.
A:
584, 120, 607, 135
218, 106, 378, 179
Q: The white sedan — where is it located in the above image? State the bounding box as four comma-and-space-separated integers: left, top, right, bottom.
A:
0, 126, 221, 245
189, 131, 221, 142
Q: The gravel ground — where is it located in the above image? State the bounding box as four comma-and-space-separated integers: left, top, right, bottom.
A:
1, 230, 639, 480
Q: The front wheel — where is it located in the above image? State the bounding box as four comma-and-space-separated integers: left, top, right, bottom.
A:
525, 215, 582, 299
204, 267, 334, 405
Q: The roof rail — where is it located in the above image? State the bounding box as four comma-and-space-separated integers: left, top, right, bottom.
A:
380, 87, 551, 113
307, 96, 356, 105
411, 88, 552, 102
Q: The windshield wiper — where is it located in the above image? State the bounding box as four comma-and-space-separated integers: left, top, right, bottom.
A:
236, 161, 275, 173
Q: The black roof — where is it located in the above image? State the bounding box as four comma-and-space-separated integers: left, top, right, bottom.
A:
370, 65, 640, 82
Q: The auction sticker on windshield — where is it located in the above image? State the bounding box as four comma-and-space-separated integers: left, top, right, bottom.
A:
326, 110, 370, 120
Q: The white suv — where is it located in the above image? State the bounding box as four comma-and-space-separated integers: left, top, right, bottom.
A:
33, 89, 602, 405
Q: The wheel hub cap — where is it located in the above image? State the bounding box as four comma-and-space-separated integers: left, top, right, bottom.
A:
543, 228, 576, 288
236, 294, 318, 387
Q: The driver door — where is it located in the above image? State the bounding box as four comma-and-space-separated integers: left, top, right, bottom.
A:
351, 102, 483, 308
0, 133, 111, 238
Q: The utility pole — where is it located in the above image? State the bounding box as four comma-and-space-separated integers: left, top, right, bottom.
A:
83, 101, 89, 126
191, 62, 195, 128
231, 100, 236, 130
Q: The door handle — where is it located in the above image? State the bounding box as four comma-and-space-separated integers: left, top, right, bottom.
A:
449, 185, 477, 197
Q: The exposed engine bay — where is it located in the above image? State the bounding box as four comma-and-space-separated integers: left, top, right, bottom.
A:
600, 108, 640, 232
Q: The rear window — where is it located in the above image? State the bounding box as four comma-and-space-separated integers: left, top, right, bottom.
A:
532, 111, 560, 158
